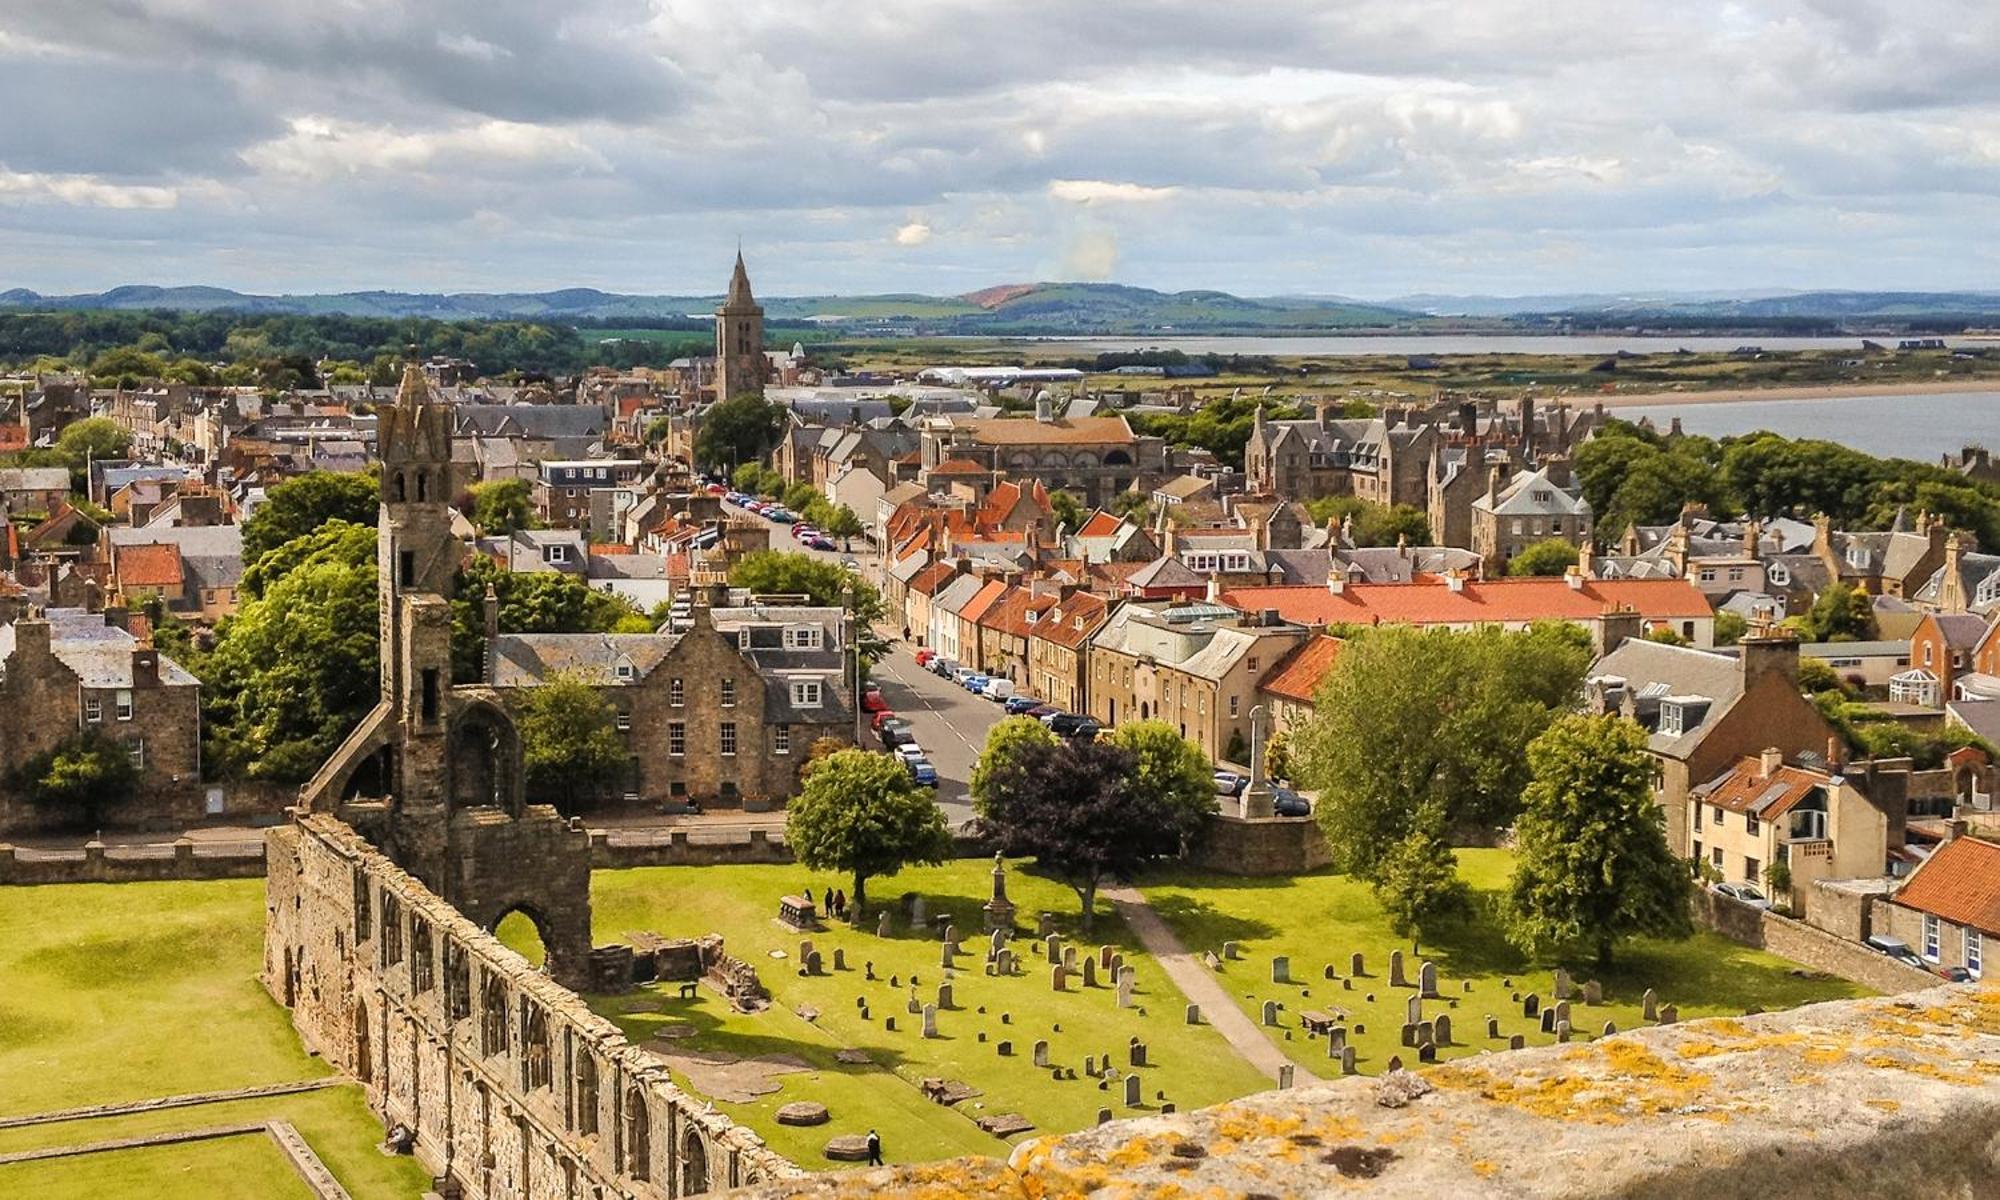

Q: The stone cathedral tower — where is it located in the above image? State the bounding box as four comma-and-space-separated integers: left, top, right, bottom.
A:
299, 363, 593, 987
714, 250, 766, 402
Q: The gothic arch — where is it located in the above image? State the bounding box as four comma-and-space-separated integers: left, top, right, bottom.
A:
354, 997, 373, 1084
681, 1128, 709, 1194
393, 472, 407, 502
449, 700, 523, 815
624, 1088, 651, 1181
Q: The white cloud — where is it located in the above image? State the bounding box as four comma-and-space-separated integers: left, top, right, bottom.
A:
0, 167, 178, 209
243, 116, 611, 179
1048, 179, 1180, 205
894, 221, 932, 245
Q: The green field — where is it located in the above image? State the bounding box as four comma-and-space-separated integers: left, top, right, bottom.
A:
0, 881, 429, 1200
581, 860, 1271, 1166
1141, 850, 1869, 1075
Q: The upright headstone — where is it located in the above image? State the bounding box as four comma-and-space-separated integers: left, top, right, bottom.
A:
1553, 968, 1572, 1001
1062, 945, 1078, 970
1602, 1020, 1617, 1037
990, 928, 1008, 960
1583, 979, 1603, 1006
922, 1004, 938, 1038
997, 1039, 1012, 1056
1223, 940, 1241, 960
1082, 957, 1098, 988
1097, 1108, 1112, 1126
983, 852, 1016, 933
805, 950, 824, 976
1185, 1003, 1202, 1025
995, 948, 1015, 975
865, 960, 877, 981
1045, 933, 1062, 963
1417, 1042, 1437, 1064
1434, 1014, 1452, 1046
1033, 1040, 1050, 1068
1262, 1000, 1281, 1026
1278, 1063, 1296, 1089
1109, 953, 1124, 978
1051, 964, 1068, 992
1038, 912, 1057, 937
877, 910, 892, 938
1124, 1074, 1142, 1107
1556, 1020, 1571, 1043
1509, 1033, 1525, 1051
1523, 993, 1540, 1018
1328, 1025, 1346, 1051
911, 895, 927, 928
1389, 949, 1407, 988
1100, 944, 1116, 969
832, 948, 846, 972
1271, 956, 1291, 984
1418, 961, 1439, 998
1115, 972, 1135, 1008
942, 922, 957, 945
1540, 1008, 1557, 1034
1485, 1016, 1501, 1040
1406, 995, 1424, 1025
1340, 1045, 1357, 1075
885, 1016, 896, 1032
1129, 1039, 1146, 1067
1659, 1004, 1679, 1025
1641, 988, 1659, 1022
940, 942, 955, 969
1555, 1000, 1572, 1028
1350, 951, 1366, 977
937, 981, 954, 1010
799, 939, 815, 964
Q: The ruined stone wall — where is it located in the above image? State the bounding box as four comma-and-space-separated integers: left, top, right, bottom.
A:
0, 839, 264, 884
724, 983, 2000, 1200
265, 814, 799, 1199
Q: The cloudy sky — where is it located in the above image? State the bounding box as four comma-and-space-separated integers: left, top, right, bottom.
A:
0, 0, 1994, 298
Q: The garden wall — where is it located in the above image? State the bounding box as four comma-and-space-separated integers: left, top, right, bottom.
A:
1691, 888, 1938, 993
0, 838, 265, 885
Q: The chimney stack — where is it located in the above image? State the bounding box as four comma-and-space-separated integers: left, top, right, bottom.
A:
1759, 746, 1784, 779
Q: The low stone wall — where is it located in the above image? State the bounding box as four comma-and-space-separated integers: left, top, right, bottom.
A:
589, 829, 992, 870
723, 983, 2000, 1199
1692, 888, 1938, 994
0, 839, 265, 885
1189, 812, 1331, 876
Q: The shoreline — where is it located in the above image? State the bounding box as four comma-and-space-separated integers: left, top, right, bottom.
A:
1590, 379, 2000, 409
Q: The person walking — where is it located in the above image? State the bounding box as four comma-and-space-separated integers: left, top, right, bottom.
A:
866, 1128, 883, 1167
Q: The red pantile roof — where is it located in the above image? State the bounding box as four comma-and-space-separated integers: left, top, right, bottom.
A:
910, 561, 957, 597
1697, 757, 1827, 818
959, 578, 1010, 625
1034, 592, 1108, 650
1217, 577, 1712, 628
1260, 635, 1344, 705
116, 542, 184, 589
1895, 836, 2000, 935
1077, 510, 1124, 538
931, 458, 989, 476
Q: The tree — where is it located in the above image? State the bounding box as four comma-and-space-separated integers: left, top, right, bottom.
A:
12, 730, 142, 831
1505, 714, 1691, 968
469, 479, 537, 535
1644, 626, 1692, 647
727, 550, 888, 658
786, 749, 953, 913
1292, 624, 1590, 877
243, 471, 377, 563
55, 416, 133, 462
693, 395, 785, 472
1373, 804, 1469, 954
1048, 489, 1087, 533
824, 504, 865, 543
732, 462, 782, 495
974, 726, 1213, 933
969, 716, 1059, 803
1507, 538, 1580, 577
451, 556, 648, 682
1303, 496, 1432, 546
517, 672, 630, 813
1103, 720, 1217, 832
239, 519, 374, 599
1798, 581, 1877, 643
782, 481, 820, 512
1713, 611, 1748, 646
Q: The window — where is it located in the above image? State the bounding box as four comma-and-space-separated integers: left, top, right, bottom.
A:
1769, 562, 1791, 586
1698, 569, 1717, 583
1743, 855, 1759, 883
668, 722, 685, 757
615, 711, 631, 731
1691, 839, 1703, 863
785, 625, 823, 650
399, 549, 415, 587
1693, 803, 1702, 831
1728, 567, 1745, 582
790, 680, 823, 708
721, 678, 737, 707
1710, 846, 1724, 869
85, 697, 102, 723
720, 722, 737, 756
546, 543, 570, 564
1968, 930, 1984, 979
1745, 813, 1759, 836
1246, 657, 1259, 672
1712, 805, 1725, 829
116, 689, 134, 721
1229, 695, 1239, 718
670, 677, 684, 707
614, 660, 635, 681
774, 725, 791, 754
1923, 913, 1940, 961
421, 668, 439, 723
128, 739, 145, 768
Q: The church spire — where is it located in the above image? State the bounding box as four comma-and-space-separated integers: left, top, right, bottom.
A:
724, 249, 756, 310
396, 360, 431, 409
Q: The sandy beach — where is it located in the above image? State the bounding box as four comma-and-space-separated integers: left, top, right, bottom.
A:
1593, 378, 2000, 408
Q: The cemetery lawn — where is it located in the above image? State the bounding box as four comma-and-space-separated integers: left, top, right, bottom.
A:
0, 880, 432, 1199
1141, 850, 1872, 1076
586, 860, 1272, 1167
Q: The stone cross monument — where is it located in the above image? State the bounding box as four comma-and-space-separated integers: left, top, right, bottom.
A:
983, 852, 1017, 932
1241, 704, 1276, 819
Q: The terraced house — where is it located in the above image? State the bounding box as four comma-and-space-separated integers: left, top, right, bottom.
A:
1027, 590, 1106, 715
1086, 600, 1307, 762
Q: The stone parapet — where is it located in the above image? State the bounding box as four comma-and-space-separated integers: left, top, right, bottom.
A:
723, 984, 2000, 1198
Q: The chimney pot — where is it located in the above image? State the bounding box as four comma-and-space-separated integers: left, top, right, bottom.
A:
1760, 746, 1784, 778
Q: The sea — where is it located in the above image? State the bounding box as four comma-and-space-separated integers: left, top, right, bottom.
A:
1005, 334, 1984, 358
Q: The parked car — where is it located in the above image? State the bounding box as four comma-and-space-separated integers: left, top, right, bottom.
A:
930, 657, 959, 678
982, 678, 1016, 701
950, 666, 978, 686
1044, 712, 1090, 736
1934, 964, 1973, 983
893, 741, 926, 762
1864, 934, 1925, 970
1024, 704, 1059, 719
963, 673, 991, 692
877, 719, 914, 748
1213, 770, 1250, 797
914, 648, 937, 667
1068, 718, 1102, 741
1270, 787, 1312, 818
1003, 694, 1043, 714
861, 690, 889, 713
840, 557, 860, 570
1713, 882, 1772, 910
810, 536, 836, 551
907, 758, 939, 787
869, 709, 900, 731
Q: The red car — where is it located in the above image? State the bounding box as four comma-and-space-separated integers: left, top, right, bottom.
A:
861, 689, 889, 714
914, 649, 937, 667
870, 709, 900, 731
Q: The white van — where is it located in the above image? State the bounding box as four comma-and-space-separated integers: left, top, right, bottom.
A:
982, 678, 1015, 701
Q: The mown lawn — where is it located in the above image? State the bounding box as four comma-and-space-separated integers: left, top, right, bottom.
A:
1142, 850, 1871, 1076
585, 860, 1271, 1167
0, 881, 430, 1199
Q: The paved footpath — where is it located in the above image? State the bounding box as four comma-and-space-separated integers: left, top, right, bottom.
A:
1102, 884, 1311, 1085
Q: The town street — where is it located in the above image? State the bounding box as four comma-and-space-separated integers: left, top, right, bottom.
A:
867, 645, 1005, 830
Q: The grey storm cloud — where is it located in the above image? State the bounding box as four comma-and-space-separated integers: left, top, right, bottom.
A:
0, 0, 1993, 295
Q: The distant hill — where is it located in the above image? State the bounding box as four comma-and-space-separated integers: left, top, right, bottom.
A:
1556, 291, 2000, 320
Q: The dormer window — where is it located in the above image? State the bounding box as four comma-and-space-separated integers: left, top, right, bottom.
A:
784, 625, 823, 650
614, 658, 635, 681
1846, 547, 1869, 569
545, 543, 569, 564
1769, 563, 1791, 586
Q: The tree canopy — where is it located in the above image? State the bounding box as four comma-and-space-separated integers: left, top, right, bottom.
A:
726, 550, 887, 658
1373, 802, 1469, 955
516, 671, 630, 812
693, 395, 785, 472
1507, 538, 1580, 577
1794, 581, 1877, 643
1292, 623, 1591, 877
54, 417, 132, 461
243, 471, 377, 563
1505, 714, 1691, 967
786, 748, 954, 911
1304, 496, 1432, 546
10, 730, 142, 831
451, 555, 649, 681
467, 478, 537, 535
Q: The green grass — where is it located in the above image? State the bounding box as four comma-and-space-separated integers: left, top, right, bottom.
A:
0, 1132, 315, 1200
0, 881, 430, 1199
586, 861, 1270, 1166
1141, 850, 1870, 1075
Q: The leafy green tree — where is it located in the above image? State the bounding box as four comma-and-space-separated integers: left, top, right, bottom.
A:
1048, 489, 1087, 533
1505, 714, 1691, 967
1103, 720, 1217, 827
1645, 626, 1692, 647
240, 519, 374, 599
87, 347, 167, 389
1303, 496, 1432, 546
732, 462, 781, 495
824, 504, 865, 543
243, 471, 377, 563
1508, 538, 1580, 577
694, 395, 785, 472
1713, 611, 1748, 646
1798, 581, 1876, 643
969, 716, 1059, 803
1795, 656, 1848, 697
727, 551, 888, 655
55, 417, 133, 462
782, 481, 821, 512
469, 479, 537, 535
1293, 624, 1590, 877
1373, 803, 1469, 954
1107, 490, 1153, 522
516, 671, 629, 813
450, 556, 648, 681
11, 730, 143, 831
974, 732, 1211, 932
787, 748, 953, 912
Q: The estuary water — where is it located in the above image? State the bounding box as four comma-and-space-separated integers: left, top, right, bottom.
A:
1615, 391, 2000, 462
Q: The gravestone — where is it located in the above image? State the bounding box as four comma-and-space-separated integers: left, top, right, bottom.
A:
1417, 1042, 1437, 1063
1033, 1040, 1050, 1068
942, 922, 957, 946
1038, 912, 1057, 937
1390, 949, 1408, 988
865, 961, 876, 981
1278, 1064, 1296, 1089
922, 1004, 938, 1038
1642, 988, 1659, 1022
1485, 1016, 1501, 1040
990, 928, 1008, 959
1202, 951, 1222, 970
977, 1031, 986, 1043
1387, 1055, 1403, 1072
1407, 995, 1424, 1025
1272, 956, 1291, 984
1263, 1000, 1282, 1026
992, 948, 1013, 975
1400, 1023, 1418, 1047
1185, 1003, 1201, 1025
1084, 1055, 1096, 1077
1100, 944, 1116, 969
1540, 1009, 1556, 1034
1523, 993, 1540, 1018
1001, 1012, 1011, 1025
1340, 1045, 1357, 1074
1603, 1020, 1617, 1037
1416, 1021, 1435, 1048
1434, 1014, 1452, 1045
1509, 1034, 1525, 1050
799, 939, 815, 964
805, 950, 824, 976
996, 1039, 1013, 1056
1051, 964, 1067, 992
1351, 951, 1366, 976
1555, 1000, 1572, 1028
1583, 979, 1602, 1006
1082, 958, 1098, 988
859, 1003, 870, 1020
1116, 973, 1135, 1008
1097, 1108, 1112, 1126
1328, 1025, 1346, 1051
1109, 954, 1124, 978
1062, 946, 1078, 970
1045, 933, 1062, 962
832, 948, 846, 972
1419, 961, 1439, 998
1659, 1004, 1679, 1025
940, 942, 955, 969
1223, 940, 1241, 960
911, 895, 928, 928
938, 981, 954, 1010
885, 1016, 897, 1031
1124, 1075, 1142, 1107
1553, 968, 1572, 1001
1129, 1038, 1146, 1067
1324, 963, 1338, 980
1556, 1020, 1572, 1043
908, 995, 922, 1015
877, 911, 891, 938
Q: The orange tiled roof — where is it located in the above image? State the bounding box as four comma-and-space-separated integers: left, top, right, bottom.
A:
1216, 577, 1712, 627
910, 561, 957, 597
959, 578, 1010, 624
956, 416, 1136, 445
931, 458, 989, 476
1077, 511, 1124, 538
1698, 758, 1826, 818
116, 542, 184, 589
590, 543, 636, 555
1261, 635, 1344, 704
1895, 836, 2000, 934
1035, 591, 1108, 650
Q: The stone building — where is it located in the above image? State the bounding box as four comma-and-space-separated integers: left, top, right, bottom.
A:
1687, 746, 1905, 915
1242, 403, 1434, 506
715, 252, 766, 402
1027, 589, 1106, 714
0, 606, 201, 834
1469, 461, 1591, 572
917, 404, 1165, 507
1878, 829, 1993, 979
1086, 600, 1307, 762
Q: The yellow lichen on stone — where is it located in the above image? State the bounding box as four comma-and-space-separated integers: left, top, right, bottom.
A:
1865, 1099, 1901, 1113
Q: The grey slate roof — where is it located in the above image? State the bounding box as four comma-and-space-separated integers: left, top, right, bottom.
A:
1588, 640, 1745, 758
489, 633, 678, 686
0, 608, 201, 687
107, 525, 245, 590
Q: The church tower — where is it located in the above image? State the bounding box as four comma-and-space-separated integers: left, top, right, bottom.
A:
715, 250, 766, 401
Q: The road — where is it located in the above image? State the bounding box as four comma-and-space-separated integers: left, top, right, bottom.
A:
867, 646, 1006, 830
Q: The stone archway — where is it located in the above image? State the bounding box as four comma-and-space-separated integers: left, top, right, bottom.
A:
681, 1128, 709, 1195
449, 701, 522, 815
354, 997, 372, 1084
